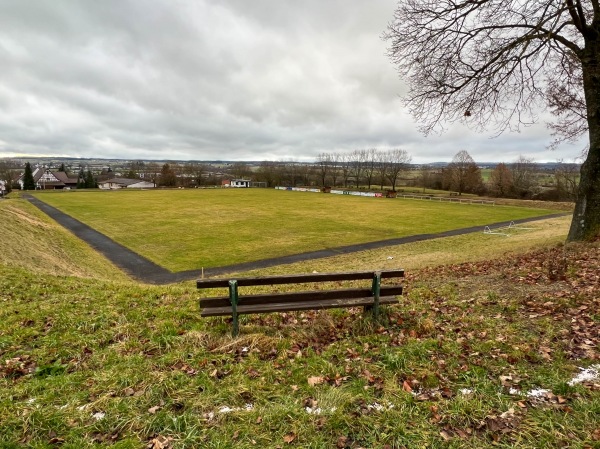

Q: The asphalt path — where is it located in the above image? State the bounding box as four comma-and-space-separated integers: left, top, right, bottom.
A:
24, 195, 568, 285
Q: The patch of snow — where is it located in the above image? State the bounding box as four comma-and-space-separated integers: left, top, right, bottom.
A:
509, 388, 520, 395
527, 388, 550, 398
459, 388, 473, 395
568, 365, 600, 386
92, 412, 106, 421
305, 406, 336, 415
367, 402, 394, 411
217, 404, 254, 414
26, 398, 36, 404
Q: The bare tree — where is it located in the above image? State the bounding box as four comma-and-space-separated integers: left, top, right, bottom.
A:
363, 148, 379, 189
377, 150, 390, 190
418, 164, 434, 193
158, 163, 177, 187
339, 153, 353, 187
383, 149, 412, 192
316, 152, 332, 187
546, 51, 588, 150
488, 163, 514, 198
384, 0, 600, 241
187, 162, 206, 187
231, 162, 252, 180
0, 160, 17, 191
350, 150, 367, 188
330, 152, 340, 187
554, 160, 580, 201
284, 161, 301, 187
443, 150, 483, 195
510, 156, 539, 198
256, 161, 284, 187
298, 163, 314, 187
144, 162, 161, 188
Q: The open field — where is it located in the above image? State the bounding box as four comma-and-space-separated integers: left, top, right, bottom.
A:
1, 196, 598, 448
33, 189, 559, 272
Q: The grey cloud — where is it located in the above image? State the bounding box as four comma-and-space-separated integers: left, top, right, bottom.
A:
0, 0, 586, 162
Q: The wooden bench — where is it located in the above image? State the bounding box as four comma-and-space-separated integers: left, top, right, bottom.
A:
197, 270, 404, 337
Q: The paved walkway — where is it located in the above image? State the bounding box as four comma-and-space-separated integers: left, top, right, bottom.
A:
25, 195, 568, 285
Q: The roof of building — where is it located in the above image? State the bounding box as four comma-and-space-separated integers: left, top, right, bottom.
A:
52, 171, 78, 184
101, 178, 144, 186
19, 168, 77, 185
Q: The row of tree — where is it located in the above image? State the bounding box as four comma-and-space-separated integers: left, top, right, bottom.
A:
316, 149, 412, 191
423, 153, 579, 201
4, 156, 578, 200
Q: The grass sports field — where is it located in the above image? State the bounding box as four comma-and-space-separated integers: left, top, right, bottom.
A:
35, 189, 558, 272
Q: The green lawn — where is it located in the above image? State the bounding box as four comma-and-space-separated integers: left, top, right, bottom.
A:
34, 189, 558, 272
1, 197, 597, 448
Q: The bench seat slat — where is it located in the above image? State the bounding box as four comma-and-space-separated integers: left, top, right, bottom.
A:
201, 295, 400, 317
199, 286, 403, 308
196, 269, 404, 289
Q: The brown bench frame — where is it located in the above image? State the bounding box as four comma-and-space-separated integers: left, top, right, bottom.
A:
197, 269, 404, 337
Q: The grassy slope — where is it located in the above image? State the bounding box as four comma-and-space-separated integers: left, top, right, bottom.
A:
1, 196, 598, 448
34, 189, 558, 272
0, 197, 129, 281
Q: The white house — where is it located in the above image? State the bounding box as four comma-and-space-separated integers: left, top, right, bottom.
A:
227, 179, 251, 188
98, 178, 155, 189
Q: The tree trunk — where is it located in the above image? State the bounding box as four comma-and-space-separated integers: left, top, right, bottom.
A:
568, 44, 600, 241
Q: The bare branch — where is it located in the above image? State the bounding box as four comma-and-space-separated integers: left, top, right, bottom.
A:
384, 0, 588, 136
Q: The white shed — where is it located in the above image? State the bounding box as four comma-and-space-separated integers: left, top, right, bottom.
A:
230, 179, 251, 188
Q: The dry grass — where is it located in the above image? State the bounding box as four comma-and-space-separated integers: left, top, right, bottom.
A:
1, 195, 597, 448
238, 215, 570, 277
0, 197, 130, 281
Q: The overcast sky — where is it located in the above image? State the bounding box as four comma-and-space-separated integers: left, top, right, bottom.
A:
0, 1, 587, 163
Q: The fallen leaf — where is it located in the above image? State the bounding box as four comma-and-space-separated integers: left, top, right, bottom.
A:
147, 435, 173, 449
440, 430, 452, 441
123, 387, 135, 396
308, 376, 324, 387
336, 435, 349, 448
283, 433, 296, 444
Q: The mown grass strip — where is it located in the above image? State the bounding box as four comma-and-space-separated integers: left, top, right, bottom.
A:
34, 189, 557, 272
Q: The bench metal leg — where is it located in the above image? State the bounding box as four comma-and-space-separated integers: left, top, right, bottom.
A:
228, 280, 240, 337
364, 271, 381, 321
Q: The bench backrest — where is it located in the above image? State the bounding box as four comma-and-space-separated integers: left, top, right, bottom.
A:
196, 269, 405, 289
